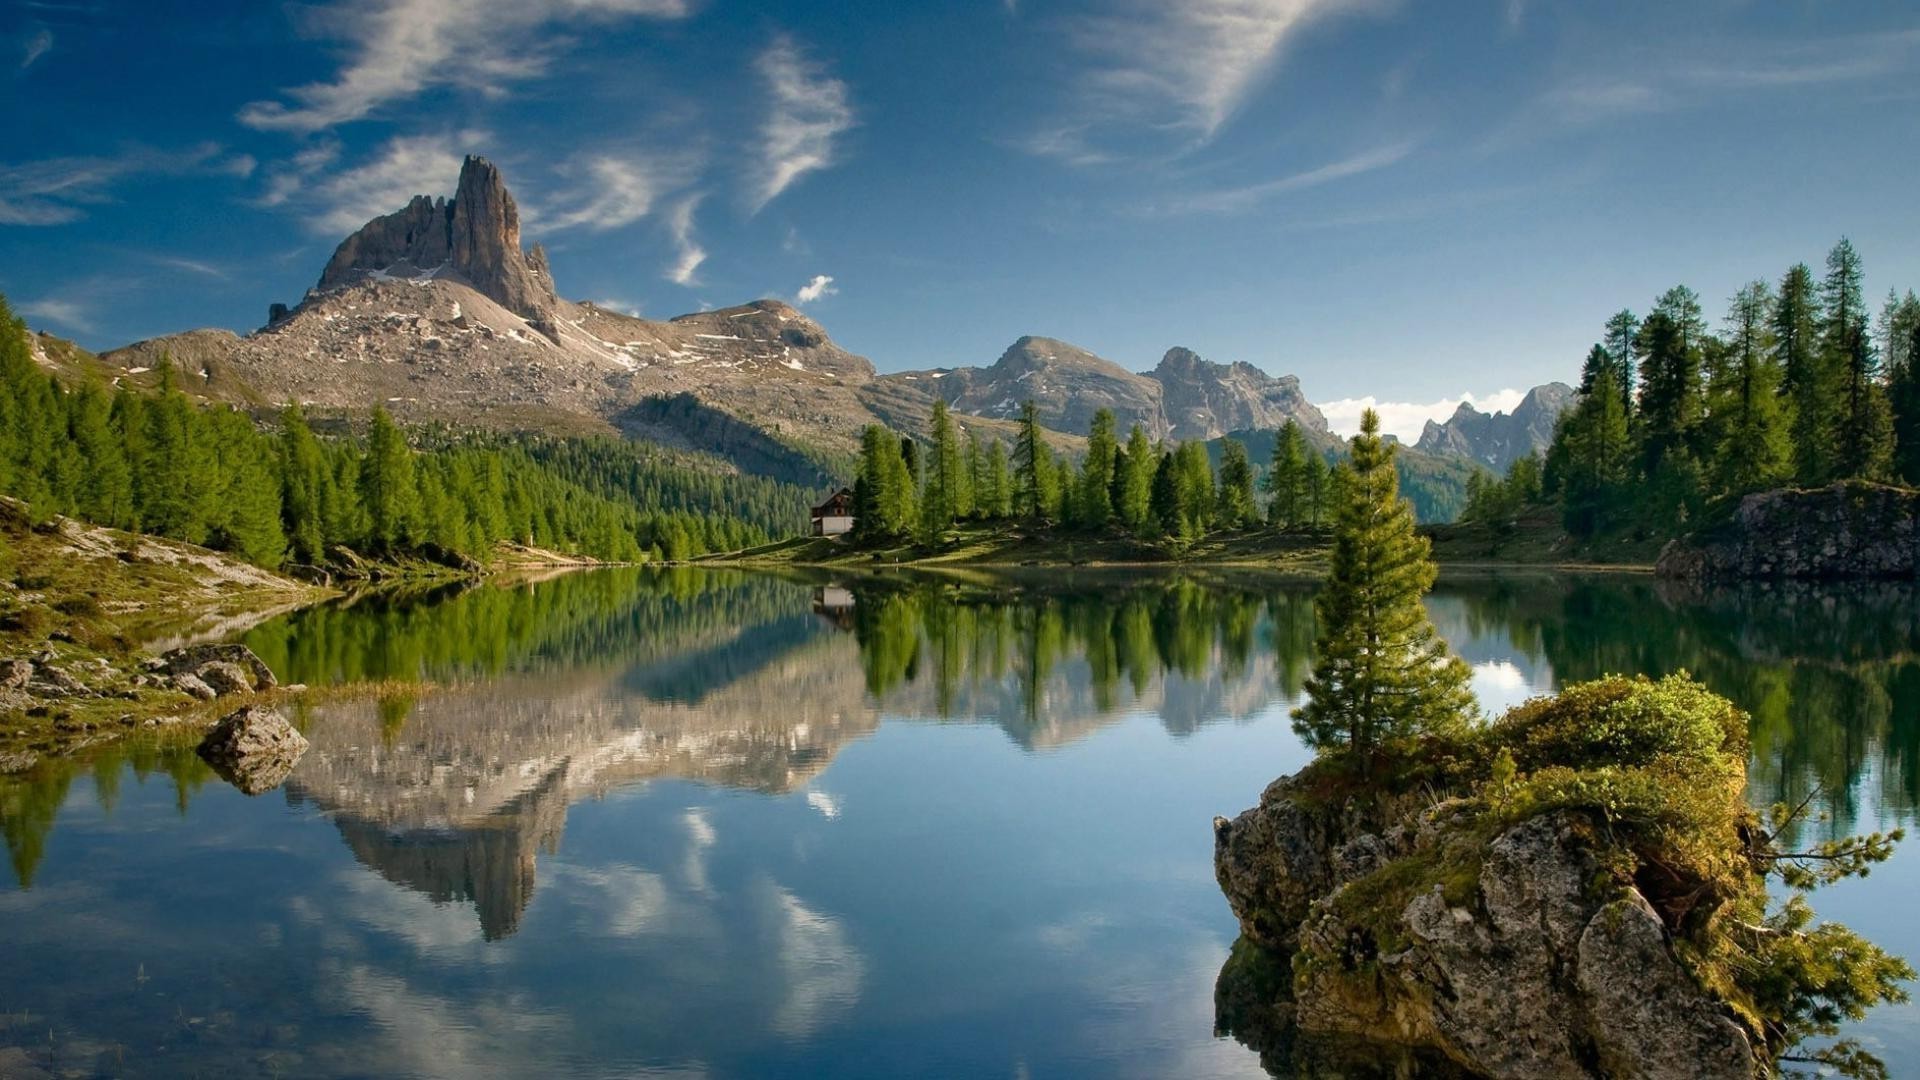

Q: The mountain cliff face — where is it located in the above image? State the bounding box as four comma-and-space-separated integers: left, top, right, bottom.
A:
892, 336, 1165, 436
312, 156, 558, 328
888, 338, 1325, 442
1153, 347, 1325, 439
1414, 383, 1572, 472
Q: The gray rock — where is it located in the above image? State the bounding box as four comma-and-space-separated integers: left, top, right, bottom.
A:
173, 673, 217, 701
314, 156, 556, 323
157, 643, 277, 691
1235, 799, 1761, 1079
1577, 894, 1753, 1079
196, 705, 309, 796
195, 661, 254, 697
0, 657, 32, 689
1657, 481, 1920, 582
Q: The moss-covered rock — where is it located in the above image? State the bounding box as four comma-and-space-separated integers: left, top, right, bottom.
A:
1214, 674, 1909, 1079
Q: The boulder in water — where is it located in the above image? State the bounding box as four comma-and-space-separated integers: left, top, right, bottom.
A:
197, 704, 309, 795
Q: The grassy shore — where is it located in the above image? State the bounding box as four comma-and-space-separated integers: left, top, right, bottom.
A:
0, 505, 625, 772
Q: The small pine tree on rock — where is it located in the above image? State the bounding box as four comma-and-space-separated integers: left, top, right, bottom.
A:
1294, 409, 1476, 769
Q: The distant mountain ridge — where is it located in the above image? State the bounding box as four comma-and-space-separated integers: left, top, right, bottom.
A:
1414, 383, 1573, 472
40, 152, 1548, 491
892, 337, 1326, 442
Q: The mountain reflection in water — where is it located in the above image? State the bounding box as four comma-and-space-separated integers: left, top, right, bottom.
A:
0, 568, 1914, 1078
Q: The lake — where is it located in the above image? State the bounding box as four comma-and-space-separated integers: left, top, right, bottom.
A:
2, 568, 1915, 1078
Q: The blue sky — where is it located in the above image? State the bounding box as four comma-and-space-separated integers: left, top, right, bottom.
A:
3, 0, 1918, 436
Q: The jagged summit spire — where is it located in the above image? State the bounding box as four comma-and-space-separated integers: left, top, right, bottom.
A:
312, 154, 556, 324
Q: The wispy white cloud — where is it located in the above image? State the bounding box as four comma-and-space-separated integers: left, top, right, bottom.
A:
1518, 29, 1920, 134
750, 35, 854, 212
1319, 388, 1527, 443
1152, 138, 1417, 214
1032, 0, 1381, 160
794, 274, 836, 304
150, 254, 230, 279
0, 143, 250, 226
540, 154, 681, 233
238, 0, 691, 132
663, 194, 706, 285
18, 297, 95, 334
19, 27, 52, 70
300, 132, 480, 235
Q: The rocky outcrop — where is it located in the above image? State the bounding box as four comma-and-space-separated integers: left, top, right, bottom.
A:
1415, 383, 1573, 472
1656, 481, 1920, 581
1215, 796, 1757, 1079
314, 156, 557, 325
197, 704, 309, 795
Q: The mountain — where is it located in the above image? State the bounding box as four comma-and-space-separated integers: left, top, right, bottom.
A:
889, 336, 1164, 435
1413, 383, 1573, 472
73, 153, 1319, 483
1152, 347, 1325, 440
887, 338, 1325, 441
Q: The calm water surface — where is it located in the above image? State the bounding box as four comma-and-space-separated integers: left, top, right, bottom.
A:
1, 569, 1915, 1078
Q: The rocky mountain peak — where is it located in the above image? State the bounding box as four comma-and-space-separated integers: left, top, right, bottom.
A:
311, 155, 556, 325
1415, 381, 1573, 471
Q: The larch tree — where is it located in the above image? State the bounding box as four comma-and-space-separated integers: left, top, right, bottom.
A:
1294, 409, 1475, 768
1266, 420, 1307, 529
1077, 408, 1119, 527
922, 399, 966, 537
1013, 400, 1058, 524
1710, 281, 1793, 494
360, 406, 419, 553
1774, 262, 1830, 484
1215, 438, 1257, 528
1603, 309, 1640, 413
1115, 424, 1155, 534
1886, 295, 1920, 484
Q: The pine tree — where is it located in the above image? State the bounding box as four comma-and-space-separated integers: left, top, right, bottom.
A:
964, 431, 984, 520
1077, 408, 1118, 527
1603, 309, 1640, 413
1215, 438, 1256, 527
1302, 452, 1331, 529
1115, 424, 1155, 534
1174, 441, 1214, 535
209, 408, 287, 567
1149, 450, 1180, 536
1634, 303, 1707, 523
279, 405, 328, 564
1709, 281, 1793, 494
1013, 400, 1057, 523
68, 380, 133, 527
1554, 345, 1632, 535
854, 424, 915, 540
1775, 262, 1830, 483
140, 362, 208, 543
1834, 325, 1894, 481
922, 400, 964, 537
1294, 409, 1475, 768
1888, 296, 1920, 485
1266, 420, 1307, 530
983, 439, 1012, 518
360, 407, 419, 552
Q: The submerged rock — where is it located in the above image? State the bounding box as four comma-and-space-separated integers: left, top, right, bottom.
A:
197, 704, 308, 795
